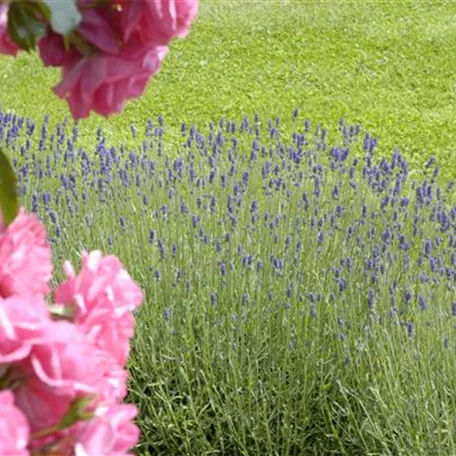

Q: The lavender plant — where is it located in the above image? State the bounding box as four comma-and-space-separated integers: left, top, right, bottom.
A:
2, 108, 456, 454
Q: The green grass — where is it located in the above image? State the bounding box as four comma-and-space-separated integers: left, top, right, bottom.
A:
1, 0, 456, 171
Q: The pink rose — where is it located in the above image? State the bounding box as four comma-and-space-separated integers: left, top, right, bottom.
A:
0, 2, 19, 56
93, 349, 128, 400
0, 390, 30, 456
0, 209, 52, 298
0, 294, 50, 364
38, 29, 66, 67
52, 0, 199, 118
27, 401, 139, 455
54, 45, 167, 118
121, 0, 200, 45
55, 251, 143, 366
78, 8, 121, 54
15, 321, 111, 431
14, 375, 72, 433
72, 402, 140, 456
28, 322, 107, 394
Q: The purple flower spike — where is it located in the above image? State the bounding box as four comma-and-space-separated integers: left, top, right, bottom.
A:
424, 239, 432, 256
367, 288, 375, 310
407, 321, 414, 338
418, 294, 427, 311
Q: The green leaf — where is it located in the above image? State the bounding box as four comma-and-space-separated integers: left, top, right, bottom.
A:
7, 2, 46, 51
0, 148, 19, 226
42, 0, 81, 36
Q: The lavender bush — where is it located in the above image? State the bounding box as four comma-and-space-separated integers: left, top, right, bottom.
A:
1, 108, 456, 454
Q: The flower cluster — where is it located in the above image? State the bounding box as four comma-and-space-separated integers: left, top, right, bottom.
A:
0, 209, 143, 455
0, 0, 199, 118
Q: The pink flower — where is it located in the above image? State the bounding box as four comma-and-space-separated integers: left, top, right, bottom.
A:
27, 401, 139, 455
15, 321, 112, 432
14, 375, 72, 433
0, 294, 50, 364
52, 0, 199, 118
0, 2, 19, 56
121, 0, 200, 45
38, 29, 66, 67
78, 9, 121, 54
54, 44, 167, 119
54, 251, 143, 367
0, 390, 30, 456
0, 209, 52, 298
28, 322, 107, 395
72, 402, 139, 456
93, 350, 128, 400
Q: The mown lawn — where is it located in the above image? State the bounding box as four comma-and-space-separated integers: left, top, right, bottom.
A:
1, 0, 456, 173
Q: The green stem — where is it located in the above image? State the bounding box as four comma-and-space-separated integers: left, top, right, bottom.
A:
31, 395, 97, 440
